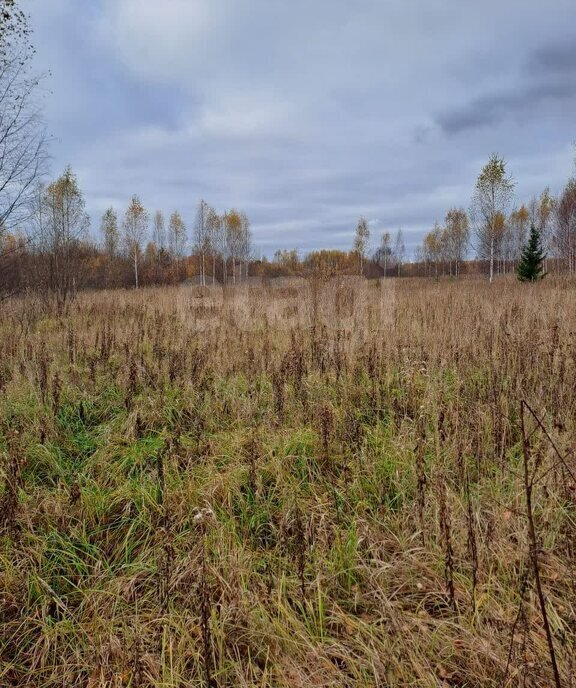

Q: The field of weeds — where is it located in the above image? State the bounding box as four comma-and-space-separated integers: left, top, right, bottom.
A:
0, 277, 575, 687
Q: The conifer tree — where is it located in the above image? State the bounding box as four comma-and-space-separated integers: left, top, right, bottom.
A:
517, 223, 546, 282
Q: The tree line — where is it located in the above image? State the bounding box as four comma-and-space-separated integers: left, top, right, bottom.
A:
1, 1, 576, 303
270, 153, 575, 282
416, 154, 575, 281
0, 164, 255, 305
0, 1, 259, 304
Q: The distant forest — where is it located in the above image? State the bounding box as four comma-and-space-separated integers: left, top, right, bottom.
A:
1, 0, 575, 305
2, 155, 575, 302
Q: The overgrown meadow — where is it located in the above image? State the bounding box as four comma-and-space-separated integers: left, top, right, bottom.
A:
1, 278, 575, 687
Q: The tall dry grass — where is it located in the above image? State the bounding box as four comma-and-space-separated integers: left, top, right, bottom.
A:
0, 277, 575, 687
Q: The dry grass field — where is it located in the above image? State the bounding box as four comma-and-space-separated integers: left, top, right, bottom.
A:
0, 277, 575, 687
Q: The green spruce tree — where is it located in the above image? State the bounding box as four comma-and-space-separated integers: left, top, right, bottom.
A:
517, 224, 546, 282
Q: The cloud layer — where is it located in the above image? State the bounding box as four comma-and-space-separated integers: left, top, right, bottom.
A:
26, 0, 576, 256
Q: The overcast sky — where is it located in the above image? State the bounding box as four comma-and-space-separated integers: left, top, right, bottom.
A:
26, 0, 575, 258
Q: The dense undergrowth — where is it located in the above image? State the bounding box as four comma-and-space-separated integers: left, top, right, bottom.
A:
0, 278, 575, 686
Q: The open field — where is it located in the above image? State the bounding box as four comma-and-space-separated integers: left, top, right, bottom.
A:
1, 278, 575, 687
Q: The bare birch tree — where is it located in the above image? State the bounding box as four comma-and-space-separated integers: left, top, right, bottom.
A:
206, 205, 220, 284
193, 200, 209, 286
393, 228, 405, 277
239, 211, 252, 280
471, 154, 514, 283
226, 210, 243, 284
152, 210, 166, 251
123, 195, 149, 289
168, 210, 186, 278
101, 208, 119, 258
553, 179, 576, 274
0, 0, 47, 235
354, 217, 370, 276
40, 167, 89, 310
375, 230, 391, 277
444, 208, 469, 277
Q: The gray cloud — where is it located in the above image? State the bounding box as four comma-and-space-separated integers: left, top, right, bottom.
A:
437, 80, 576, 135
436, 35, 576, 135
528, 40, 576, 76
25, 0, 576, 258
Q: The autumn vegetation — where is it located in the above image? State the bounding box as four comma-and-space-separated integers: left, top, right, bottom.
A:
1, 2, 576, 686
1, 278, 575, 687
2, 156, 576, 303
1, 2, 576, 303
